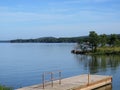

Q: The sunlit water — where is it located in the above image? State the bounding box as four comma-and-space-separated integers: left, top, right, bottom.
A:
0, 43, 120, 89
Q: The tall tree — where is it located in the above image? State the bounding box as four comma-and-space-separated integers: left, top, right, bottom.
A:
89, 31, 99, 52
99, 34, 107, 47
109, 34, 118, 46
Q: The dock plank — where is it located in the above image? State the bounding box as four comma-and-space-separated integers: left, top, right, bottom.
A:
16, 74, 112, 90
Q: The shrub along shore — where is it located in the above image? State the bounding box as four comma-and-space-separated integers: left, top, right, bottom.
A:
71, 46, 120, 55
72, 31, 120, 55
92, 46, 120, 55
0, 85, 13, 90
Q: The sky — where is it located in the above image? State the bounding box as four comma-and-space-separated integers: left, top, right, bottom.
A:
0, 0, 120, 40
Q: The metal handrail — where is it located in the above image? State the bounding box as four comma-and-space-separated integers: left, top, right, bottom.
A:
42, 70, 61, 89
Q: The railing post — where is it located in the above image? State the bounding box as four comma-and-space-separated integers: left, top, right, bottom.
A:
88, 73, 90, 86
51, 72, 53, 87
42, 71, 62, 89
42, 73, 45, 89
59, 71, 61, 84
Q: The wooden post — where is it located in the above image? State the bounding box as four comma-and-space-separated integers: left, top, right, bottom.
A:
88, 74, 90, 86
42, 73, 45, 89
59, 71, 61, 84
51, 72, 53, 87
111, 77, 112, 82
42, 71, 62, 89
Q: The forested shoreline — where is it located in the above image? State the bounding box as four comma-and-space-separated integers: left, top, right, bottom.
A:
0, 32, 120, 45
10, 36, 88, 43
71, 31, 120, 55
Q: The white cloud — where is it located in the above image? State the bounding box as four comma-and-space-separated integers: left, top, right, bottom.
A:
55, 0, 110, 4
0, 7, 119, 24
0, 11, 73, 22
93, 0, 110, 3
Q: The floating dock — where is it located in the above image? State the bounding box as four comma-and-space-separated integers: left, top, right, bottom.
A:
17, 74, 112, 90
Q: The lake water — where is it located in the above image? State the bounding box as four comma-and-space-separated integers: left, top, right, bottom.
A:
0, 43, 120, 89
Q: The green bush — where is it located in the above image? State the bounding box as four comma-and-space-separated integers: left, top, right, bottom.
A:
96, 46, 120, 55
0, 85, 13, 90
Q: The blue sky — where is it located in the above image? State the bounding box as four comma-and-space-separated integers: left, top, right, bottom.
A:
0, 0, 120, 40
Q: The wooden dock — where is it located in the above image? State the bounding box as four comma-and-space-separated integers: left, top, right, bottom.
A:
16, 74, 112, 90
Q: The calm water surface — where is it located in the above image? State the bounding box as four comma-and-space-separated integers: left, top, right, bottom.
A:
0, 43, 120, 89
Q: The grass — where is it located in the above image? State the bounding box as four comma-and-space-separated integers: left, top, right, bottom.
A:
0, 85, 13, 90
95, 46, 120, 55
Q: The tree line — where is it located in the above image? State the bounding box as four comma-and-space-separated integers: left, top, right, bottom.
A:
88, 31, 120, 52
10, 36, 88, 43
10, 31, 120, 51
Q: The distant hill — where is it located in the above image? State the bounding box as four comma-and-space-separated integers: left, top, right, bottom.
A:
10, 36, 88, 43
0, 40, 10, 43
1, 34, 120, 43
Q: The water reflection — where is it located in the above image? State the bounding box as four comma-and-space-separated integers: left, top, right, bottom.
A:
74, 55, 120, 90
74, 55, 120, 74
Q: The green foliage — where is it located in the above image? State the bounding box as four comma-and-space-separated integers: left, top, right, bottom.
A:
89, 31, 99, 52
10, 36, 89, 43
0, 85, 13, 90
96, 46, 120, 55
109, 34, 118, 46
99, 34, 107, 47
88, 31, 120, 54
114, 39, 120, 46
8, 31, 120, 52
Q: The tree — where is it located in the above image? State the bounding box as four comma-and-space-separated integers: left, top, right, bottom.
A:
89, 31, 99, 52
109, 34, 118, 46
114, 39, 120, 46
99, 34, 107, 47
